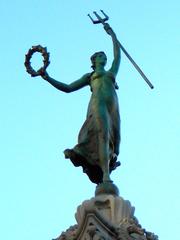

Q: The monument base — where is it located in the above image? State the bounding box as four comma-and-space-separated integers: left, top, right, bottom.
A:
54, 186, 158, 240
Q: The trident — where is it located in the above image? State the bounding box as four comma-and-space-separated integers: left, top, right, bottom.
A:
88, 10, 154, 89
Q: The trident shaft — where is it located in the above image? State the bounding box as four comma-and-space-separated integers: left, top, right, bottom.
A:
88, 10, 154, 89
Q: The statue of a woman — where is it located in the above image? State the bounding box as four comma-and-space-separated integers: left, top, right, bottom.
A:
41, 23, 121, 184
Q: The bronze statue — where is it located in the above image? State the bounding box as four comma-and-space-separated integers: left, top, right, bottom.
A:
41, 22, 120, 184
25, 11, 153, 186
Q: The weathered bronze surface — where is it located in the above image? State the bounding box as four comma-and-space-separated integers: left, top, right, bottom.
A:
25, 10, 155, 186
25, 20, 121, 184
48, 22, 120, 184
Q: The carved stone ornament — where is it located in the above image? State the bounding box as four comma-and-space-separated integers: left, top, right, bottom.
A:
54, 195, 158, 240
24, 45, 50, 77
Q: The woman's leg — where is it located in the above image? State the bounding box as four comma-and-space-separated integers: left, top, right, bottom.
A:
113, 114, 121, 157
94, 104, 111, 182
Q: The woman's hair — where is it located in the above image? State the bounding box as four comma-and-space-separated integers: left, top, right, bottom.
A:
90, 51, 106, 70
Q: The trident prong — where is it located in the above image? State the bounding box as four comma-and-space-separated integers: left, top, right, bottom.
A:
88, 10, 109, 24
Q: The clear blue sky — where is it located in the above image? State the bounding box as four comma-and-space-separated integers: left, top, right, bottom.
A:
0, 1, 179, 240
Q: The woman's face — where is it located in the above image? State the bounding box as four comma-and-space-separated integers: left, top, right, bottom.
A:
95, 52, 107, 66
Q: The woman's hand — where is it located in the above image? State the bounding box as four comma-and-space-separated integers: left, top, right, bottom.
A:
39, 69, 49, 80
104, 23, 115, 36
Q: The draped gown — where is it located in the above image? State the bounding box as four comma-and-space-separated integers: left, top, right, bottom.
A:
64, 70, 121, 184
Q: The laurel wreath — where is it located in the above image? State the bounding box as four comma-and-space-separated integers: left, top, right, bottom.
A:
24, 45, 50, 77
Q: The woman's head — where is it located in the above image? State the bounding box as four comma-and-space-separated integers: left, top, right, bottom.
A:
90, 51, 107, 70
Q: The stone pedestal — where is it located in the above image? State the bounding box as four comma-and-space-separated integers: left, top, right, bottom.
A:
54, 190, 158, 240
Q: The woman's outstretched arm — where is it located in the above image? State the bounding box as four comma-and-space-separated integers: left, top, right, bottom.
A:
41, 72, 90, 93
104, 23, 121, 76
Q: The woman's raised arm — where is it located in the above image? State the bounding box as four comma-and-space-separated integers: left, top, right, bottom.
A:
104, 23, 121, 76
41, 72, 90, 93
